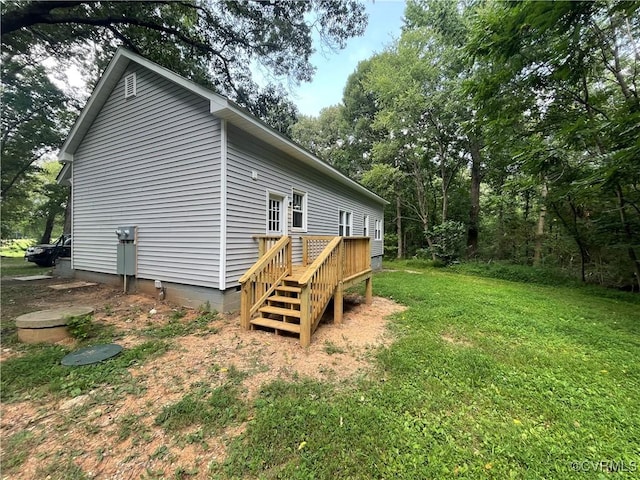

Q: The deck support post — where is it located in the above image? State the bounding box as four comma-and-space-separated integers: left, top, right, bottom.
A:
240, 285, 251, 330
365, 276, 373, 305
300, 287, 311, 347
334, 281, 343, 325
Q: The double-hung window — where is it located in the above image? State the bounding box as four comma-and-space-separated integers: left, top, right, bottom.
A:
374, 219, 382, 240
339, 210, 352, 236
292, 190, 307, 231
363, 215, 370, 237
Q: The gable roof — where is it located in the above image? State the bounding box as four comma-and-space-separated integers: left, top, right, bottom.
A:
57, 48, 387, 205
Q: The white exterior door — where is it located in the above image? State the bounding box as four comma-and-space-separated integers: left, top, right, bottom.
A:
267, 193, 285, 235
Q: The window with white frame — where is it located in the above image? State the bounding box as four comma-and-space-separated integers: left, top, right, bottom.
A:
374, 219, 382, 240
339, 210, 352, 236
292, 190, 307, 231
363, 215, 369, 236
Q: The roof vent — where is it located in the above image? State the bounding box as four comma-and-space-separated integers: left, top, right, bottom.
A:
124, 73, 136, 98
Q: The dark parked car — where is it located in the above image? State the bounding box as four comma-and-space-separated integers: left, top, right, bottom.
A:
24, 235, 71, 267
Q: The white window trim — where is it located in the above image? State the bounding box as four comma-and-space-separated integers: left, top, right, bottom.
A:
363, 215, 369, 237
339, 210, 353, 237
291, 189, 307, 232
124, 73, 137, 98
374, 219, 382, 240
266, 191, 288, 235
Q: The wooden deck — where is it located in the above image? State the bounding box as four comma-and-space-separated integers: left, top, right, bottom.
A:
239, 236, 373, 346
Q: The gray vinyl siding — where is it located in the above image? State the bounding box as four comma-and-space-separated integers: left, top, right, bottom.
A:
73, 64, 222, 288
226, 124, 384, 287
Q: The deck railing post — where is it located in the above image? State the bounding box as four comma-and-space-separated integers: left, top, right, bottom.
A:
333, 239, 344, 324
366, 237, 371, 269
302, 237, 308, 266
334, 280, 343, 324
240, 284, 251, 329
300, 287, 311, 347
339, 238, 345, 281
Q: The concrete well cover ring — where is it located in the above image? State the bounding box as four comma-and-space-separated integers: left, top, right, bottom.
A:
61, 344, 123, 366
15, 306, 94, 328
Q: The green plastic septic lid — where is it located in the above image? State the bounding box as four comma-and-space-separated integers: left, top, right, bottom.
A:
61, 344, 123, 366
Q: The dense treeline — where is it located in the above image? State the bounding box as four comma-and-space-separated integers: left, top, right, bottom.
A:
2, 1, 638, 289
291, 0, 640, 290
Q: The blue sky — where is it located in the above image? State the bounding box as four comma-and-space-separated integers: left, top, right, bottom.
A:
57, 1, 407, 116
292, 0, 406, 117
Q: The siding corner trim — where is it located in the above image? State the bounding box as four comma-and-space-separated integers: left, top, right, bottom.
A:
219, 119, 228, 290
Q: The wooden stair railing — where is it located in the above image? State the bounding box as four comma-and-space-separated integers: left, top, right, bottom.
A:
254, 235, 284, 258
297, 236, 343, 346
241, 235, 373, 346
239, 236, 292, 329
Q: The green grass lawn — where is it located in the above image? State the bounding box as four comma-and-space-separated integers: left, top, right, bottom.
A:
216, 262, 640, 478
1, 255, 50, 277
0, 238, 34, 257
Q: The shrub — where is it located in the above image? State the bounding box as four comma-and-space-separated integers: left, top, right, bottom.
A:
66, 314, 94, 340
425, 221, 466, 264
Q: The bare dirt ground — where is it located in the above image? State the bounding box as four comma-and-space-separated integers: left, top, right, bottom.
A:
1, 278, 405, 479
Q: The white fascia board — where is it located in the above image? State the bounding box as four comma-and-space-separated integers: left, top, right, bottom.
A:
59, 152, 73, 162
210, 103, 389, 206
56, 162, 72, 185
58, 50, 130, 160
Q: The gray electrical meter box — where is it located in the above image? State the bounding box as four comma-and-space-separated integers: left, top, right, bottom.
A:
115, 226, 136, 242
116, 226, 137, 276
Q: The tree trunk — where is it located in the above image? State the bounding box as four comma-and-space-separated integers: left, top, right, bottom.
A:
396, 195, 403, 259
425, 233, 437, 261
616, 185, 640, 290
39, 211, 56, 244
467, 135, 482, 258
551, 201, 589, 282
441, 165, 448, 223
533, 181, 548, 266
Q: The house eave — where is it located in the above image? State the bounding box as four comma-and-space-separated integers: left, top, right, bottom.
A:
211, 103, 389, 206
56, 162, 72, 186
57, 47, 388, 206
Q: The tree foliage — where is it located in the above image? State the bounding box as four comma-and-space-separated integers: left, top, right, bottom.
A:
1, 0, 367, 239
291, 0, 639, 287
1, 1, 366, 115
0, 59, 73, 238
467, 0, 640, 287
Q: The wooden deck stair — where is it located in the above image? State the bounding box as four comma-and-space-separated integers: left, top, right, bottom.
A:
251, 268, 304, 334
240, 236, 373, 346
